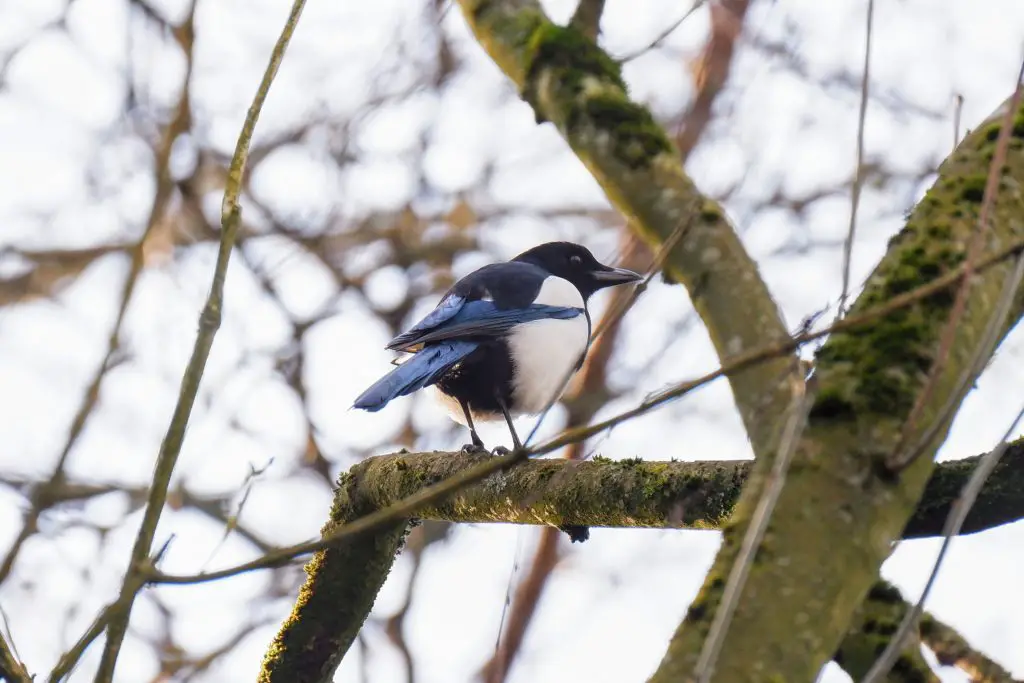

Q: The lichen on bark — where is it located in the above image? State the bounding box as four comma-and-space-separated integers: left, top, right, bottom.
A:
458, 0, 798, 455
259, 463, 409, 683
650, 95, 1024, 682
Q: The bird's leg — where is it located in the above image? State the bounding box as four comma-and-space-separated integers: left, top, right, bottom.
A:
459, 399, 487, 453
494, 394, 522, 455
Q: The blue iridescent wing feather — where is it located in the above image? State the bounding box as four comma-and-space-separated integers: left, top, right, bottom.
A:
387, 298, 582, 351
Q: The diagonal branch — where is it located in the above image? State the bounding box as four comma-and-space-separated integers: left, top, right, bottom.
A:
90, 1, 308, 679
648, 94, 1024, 682
568, 0, 604, 41
457, 0, 799, 455
246, 442, 1024, 682
920, 609, 1021, 683
0, 630, 30, 683
838, 581, 1020, 683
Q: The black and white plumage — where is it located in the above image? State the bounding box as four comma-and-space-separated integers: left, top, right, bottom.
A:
353, 241, 641, 451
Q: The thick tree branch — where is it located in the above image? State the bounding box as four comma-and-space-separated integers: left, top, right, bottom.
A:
307, 445, 1024, 536
259, 440, 1024, 682
651, 97, 1024, 681
837, 582, 940, 683
839, 581, 1020, 683
258, 468, 408, 683
457, 0, 799, 455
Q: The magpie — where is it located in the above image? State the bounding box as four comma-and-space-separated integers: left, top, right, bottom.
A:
352, 241, 641, 452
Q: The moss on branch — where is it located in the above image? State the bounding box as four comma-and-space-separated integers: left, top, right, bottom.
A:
261, 441, 1024, 681
837, 581, 1018, 683
458, 0, 797, 454
259, 463, 408, 683
653, 96, 1024, 682
836, 582, 940, 683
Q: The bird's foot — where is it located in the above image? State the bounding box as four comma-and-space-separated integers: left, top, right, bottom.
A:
460, 442, 488, 455
491, 445, 512, 456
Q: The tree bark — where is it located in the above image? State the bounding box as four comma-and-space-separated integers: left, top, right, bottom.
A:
457, 0, 799, 456
259, 440, 1024, 681
449, 2, 1024, 680
260, 3, 1024, 680
650, 98, 1024, 682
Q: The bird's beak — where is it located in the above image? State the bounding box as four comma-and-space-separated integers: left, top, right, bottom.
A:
591, 265, 642, 285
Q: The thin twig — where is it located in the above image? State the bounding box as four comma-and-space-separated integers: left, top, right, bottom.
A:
523, 220, 687, 447
887, 57, 1024, 471
617, 0, 707, 63
144, 230, 1024, 587
0, 616, 30, 683
861, 396, 1024, 683
90, 1, 308, 680
838, 0, 874, 317
693, 372, 814, 683
953, 94, 964, 151
51, 600, 124, 682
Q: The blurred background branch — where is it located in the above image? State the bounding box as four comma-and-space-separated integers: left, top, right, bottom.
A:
2, 0, 1023, 681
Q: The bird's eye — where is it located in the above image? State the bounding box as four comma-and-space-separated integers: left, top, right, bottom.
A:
569, 255, 582, 266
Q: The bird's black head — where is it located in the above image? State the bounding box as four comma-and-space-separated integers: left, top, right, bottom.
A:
513, 241, 642, 300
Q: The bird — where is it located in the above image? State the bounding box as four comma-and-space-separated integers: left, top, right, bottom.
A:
352, 241, 641, 452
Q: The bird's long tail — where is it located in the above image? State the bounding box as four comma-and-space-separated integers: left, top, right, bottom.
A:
352, 340, 478, 412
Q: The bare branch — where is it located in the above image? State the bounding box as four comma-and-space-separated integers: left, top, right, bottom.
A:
0, 629, 31, 683
568, 0, 604, 41
456, 0, 800, 456
91, 0, 309, 679
838, 0, 874, 316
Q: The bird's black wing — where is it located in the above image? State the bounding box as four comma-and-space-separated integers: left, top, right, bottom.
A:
386, 263, 582, 352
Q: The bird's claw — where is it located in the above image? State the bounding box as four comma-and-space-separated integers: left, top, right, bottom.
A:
491, 445, 512, 456
460, 443, 488, 455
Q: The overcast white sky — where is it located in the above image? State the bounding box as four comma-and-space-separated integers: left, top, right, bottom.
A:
2, 0, 1024, 682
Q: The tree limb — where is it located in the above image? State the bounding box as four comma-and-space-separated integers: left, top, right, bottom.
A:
258, 467, 409, 683
839, 581, 1020, 683
920, 608, 1021, 683
837, 582, 940, 683
258, 439, 1024, 681
649, 96, 1024, 681
457, 0, 799, 455
568, 0, 604, 41
323, 446, 1024, 537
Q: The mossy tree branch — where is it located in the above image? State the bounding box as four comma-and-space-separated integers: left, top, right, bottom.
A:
448, 2, 1024, 680
650, 98, 1024, 681
458, 0, 798, 456
837, 582, 940, 683
840, 581, 1020, 683
259, 440, 1024, 681
259, 469, 408, 683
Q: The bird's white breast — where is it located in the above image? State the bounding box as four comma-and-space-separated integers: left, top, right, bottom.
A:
508, 276, 588, 415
